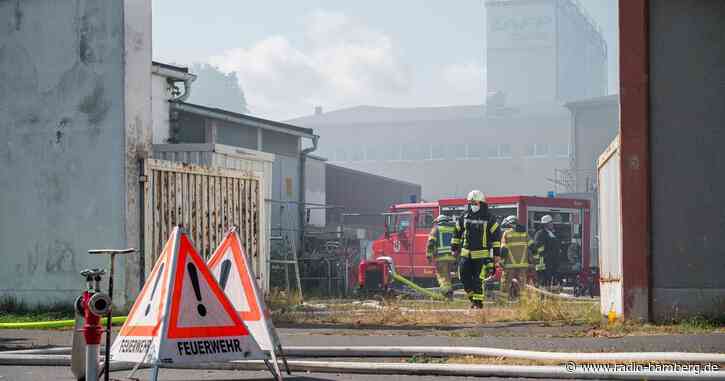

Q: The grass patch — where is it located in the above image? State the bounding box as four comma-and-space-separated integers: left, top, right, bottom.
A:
0, 296, 75, 323
586, 315, 725, 337
514, 289, 600, 325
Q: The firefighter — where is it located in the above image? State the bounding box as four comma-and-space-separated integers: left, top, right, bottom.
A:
500, 215, 532, 299
427, 214, 456, 299
451, 190, 501, 308
531, 214, 560, 287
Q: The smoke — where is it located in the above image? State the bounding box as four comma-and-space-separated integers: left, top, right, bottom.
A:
209, 9, 485, 119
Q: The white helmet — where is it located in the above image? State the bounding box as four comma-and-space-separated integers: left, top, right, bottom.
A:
502, 215, 518, 228
466, 190, 486, 203
433, 215, 452, 225
541, 215, 553, 224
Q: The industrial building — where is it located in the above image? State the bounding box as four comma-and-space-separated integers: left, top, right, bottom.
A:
486, 0, 608, 105
290, 103, 572, 200
291, 0, 608, 202
599, 0, 725, 321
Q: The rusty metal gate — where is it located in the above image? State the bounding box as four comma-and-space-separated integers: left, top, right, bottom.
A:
141, 159, 266, 285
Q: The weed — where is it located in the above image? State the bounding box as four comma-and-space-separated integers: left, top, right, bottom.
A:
0, 295, 75, 323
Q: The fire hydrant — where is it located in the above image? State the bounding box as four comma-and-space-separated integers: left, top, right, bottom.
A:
75, 269, 111, 381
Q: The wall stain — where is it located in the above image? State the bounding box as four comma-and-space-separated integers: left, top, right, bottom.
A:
79, 14, 94, 64
46, 240, 76, 273
14, 0, 22, 31
55, 117, 71, 144
78, 82, 109, 126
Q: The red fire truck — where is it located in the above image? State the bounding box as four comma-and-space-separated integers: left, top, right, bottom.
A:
358, 196, 598, 296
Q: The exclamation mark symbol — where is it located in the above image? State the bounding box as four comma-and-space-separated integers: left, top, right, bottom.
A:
218, 259, 232, 291
187, 263, 207, 316
145, 264, 164, 316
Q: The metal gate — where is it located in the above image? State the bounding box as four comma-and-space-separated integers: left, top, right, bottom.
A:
141, 159, 266, 286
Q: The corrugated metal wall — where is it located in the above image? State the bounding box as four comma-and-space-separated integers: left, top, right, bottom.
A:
597, 135, 622, 317
325, 164, 421, 237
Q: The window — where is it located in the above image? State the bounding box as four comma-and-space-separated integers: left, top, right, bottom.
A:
486, 144, 499, 158
486, 144, 512, 159
350, 146, 365, 161
402, 144, 429, 161
365, 145, 379, 161
500, 144, 512, 158
417, 210, 434, 229
525, 143, 550, 157
447, 143, 466, 159
553, 144, 570, 158
396, 214, 411, 233
467, 144, 484, 159
525, 144, 536, 157
431, 144, 446, 160
335, 147, 347, 161
382, 144, 401, 161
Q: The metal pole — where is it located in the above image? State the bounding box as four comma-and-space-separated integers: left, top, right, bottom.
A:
150, 364, 160, 381
103, 254, 115, 381
85, 344, 99, 381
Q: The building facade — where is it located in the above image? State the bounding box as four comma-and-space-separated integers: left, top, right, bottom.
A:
291, 104, 572, 201
486, 0, 608, 105
565, 95, 619, 193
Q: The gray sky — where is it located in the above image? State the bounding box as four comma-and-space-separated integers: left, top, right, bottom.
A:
153, 0, 618, 120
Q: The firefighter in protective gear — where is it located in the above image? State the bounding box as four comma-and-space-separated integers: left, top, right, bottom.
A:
531, 214, 559, 287
427, 214, 456, 299
500, 215, 532, 297
451, 190, 502, 308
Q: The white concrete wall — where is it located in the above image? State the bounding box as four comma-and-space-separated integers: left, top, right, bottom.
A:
122, 0, 153, 302
151, 73, 171, 144
0, 0, 151, 307
0, 1, 128, 306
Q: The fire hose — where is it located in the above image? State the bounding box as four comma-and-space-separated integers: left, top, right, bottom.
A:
0, 353, 722, 380
5, 345, 725, 363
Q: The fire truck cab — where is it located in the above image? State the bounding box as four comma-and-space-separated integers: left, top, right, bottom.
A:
359, 195, 598, 295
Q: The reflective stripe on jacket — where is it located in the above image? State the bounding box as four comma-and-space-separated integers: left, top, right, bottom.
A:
501, 228, 530, 269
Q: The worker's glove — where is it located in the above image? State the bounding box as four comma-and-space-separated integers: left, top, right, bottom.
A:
451, 243, 460, 253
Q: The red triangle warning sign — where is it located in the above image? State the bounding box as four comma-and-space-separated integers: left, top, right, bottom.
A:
208, 228, 283, 352
111, 227, 264, 365
209, 228, 286, 378
118, 239, 172, 338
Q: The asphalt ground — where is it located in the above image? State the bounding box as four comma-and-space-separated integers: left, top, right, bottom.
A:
1, 324, 723, 380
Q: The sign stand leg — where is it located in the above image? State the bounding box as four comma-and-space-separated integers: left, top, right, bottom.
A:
150, 364, 160, 381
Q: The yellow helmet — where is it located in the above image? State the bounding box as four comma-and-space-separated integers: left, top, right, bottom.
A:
466, 190, 486, 203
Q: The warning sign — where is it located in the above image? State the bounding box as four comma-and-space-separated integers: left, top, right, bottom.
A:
208, 228, 285, 375
110, 227, 264, 365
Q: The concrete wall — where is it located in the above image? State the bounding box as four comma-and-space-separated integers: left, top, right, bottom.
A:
123, 0, 152, 300
649, 0, 725, 320
568, 96, 619, 192
152, 74, 171, 144
0, 0, 151, 306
